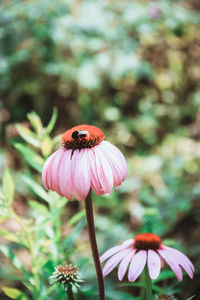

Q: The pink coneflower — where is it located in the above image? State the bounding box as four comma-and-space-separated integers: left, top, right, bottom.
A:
101, 233, 194, 282
42, 124, 127, 300
42, 125, 127, 201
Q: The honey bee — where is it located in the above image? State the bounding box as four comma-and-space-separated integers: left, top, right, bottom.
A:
71, 130, 88, 140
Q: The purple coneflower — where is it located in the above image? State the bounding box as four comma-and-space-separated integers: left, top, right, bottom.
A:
42, 125, 127, 300
101, 233, 194, 282
42, 125, 127, 201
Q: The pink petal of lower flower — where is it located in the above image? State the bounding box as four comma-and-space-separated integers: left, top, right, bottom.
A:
128, 250, 147, 282
147, 250, 161, 280
158, 248, 183, 281
162, 246, 194, 278
103, 248, 133, 277
122, 239, 134, 247
118, 250, 136, 281
100, 243, 131, 263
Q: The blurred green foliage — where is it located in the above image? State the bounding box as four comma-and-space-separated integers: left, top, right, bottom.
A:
0, 0, 200, 299
1, 0, 200, 147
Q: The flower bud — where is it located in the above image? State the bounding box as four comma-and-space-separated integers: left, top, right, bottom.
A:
156, 295, 175, 300
49, 264, 83, 291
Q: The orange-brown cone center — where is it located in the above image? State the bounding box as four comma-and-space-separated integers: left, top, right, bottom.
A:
134, 233, 162, 250
62, 125, 105, 149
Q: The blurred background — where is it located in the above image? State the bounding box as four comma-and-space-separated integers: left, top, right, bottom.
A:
0, 0, 200, 299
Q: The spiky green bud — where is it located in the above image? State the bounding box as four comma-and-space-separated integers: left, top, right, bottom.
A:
156, 295, 176, 300
49, 264, 83, 292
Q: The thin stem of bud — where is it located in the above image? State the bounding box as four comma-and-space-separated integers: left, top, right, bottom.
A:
66, 285, 75, 300
84, 190, 105, 300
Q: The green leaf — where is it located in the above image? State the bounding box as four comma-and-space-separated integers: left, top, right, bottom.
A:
119, 282, 143, 288
3, 168, 15, 208
32, 256, 47, 273
16, 124, 40, 147
63, 220, 86, 251
120, 282, 163, 293
32, 207, 62, 228
153, 270, 176, 282
22, 175, 50, 202
0, 194, 9, 218
27, 111, 43, 134
28, 200, 49, 215
151, 285, 163, 293
1, 287, 21, 299
0, 245, 30, 277
18, 295, 31, 300
53, 134, 62, 145
48, 191, 68, 210
46, 107, 58, 134
40, 135, 53, 157
13, 143, 44, 172
107, 290, 136, 300
1, 287, 30, 300
0, 229, 21, 244
66, 210, 85, 227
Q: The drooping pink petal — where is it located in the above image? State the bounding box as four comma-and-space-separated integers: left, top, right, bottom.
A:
59, 149, 73, 200
118, 250, 136, 280
158, 248, 183, 281
72, 149, 91, 201
42, 154, 52, 189
100, 243, 131, 263
99, 143, 123, 186
164, 246, 194, 271
42, 150, 59, 190
128, 250, 147, 282
69, 150, 88, 201
70, 150, 83, 200
162, 246, 194, 278
147, 250, 161, 280
51, 148, 65, 195
88, 149, 103, 195
93, 146, 114, 194
100, 141, 127, 181
102, 248, 133, 277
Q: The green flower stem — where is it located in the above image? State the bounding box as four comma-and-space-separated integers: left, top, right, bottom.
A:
84, 190, 105, 300
11, 210, 40, 299
66, 285, 75, 300
140, 271, 145, 300
144, 266, 153, 300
